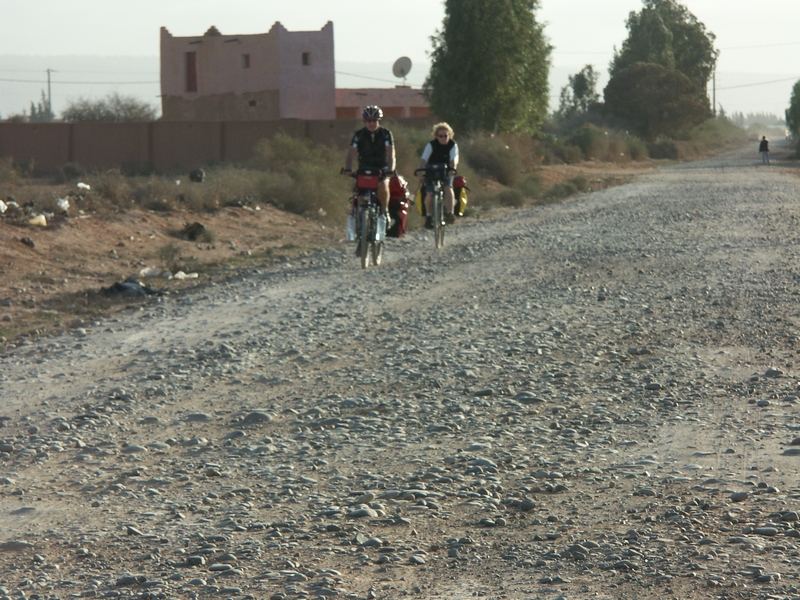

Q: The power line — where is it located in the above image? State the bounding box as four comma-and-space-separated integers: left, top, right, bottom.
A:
0, 77, 157, 84
720, 41, 800, 50
335, 70, 422, 86
0, 68, 155, 75
717, 75, 799, 90
2, 71, 414, 86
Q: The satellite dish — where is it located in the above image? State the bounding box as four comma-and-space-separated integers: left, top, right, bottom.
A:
392, 56, 413, 84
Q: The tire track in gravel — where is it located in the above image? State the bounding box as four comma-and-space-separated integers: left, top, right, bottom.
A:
1, 143, 800, 599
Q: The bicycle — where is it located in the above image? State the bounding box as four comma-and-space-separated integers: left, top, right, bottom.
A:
415, 164, 455, 249
343, 168, 386, 269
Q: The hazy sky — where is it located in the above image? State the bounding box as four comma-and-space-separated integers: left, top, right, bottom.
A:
1, 0, 798, 116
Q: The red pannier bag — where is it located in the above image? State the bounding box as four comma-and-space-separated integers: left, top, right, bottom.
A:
452, 175, 469, 217
356, 173, 380, 190
388, 174, 410, 238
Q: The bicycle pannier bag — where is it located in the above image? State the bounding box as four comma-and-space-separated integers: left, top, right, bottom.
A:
388, 196, 409, 238
453, 175, 469, 216
414, 187, 425, 216
356, 174, 380, 190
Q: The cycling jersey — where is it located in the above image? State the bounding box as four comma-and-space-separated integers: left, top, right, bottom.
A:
351, 127, 394, 171
421, 138, 459, 167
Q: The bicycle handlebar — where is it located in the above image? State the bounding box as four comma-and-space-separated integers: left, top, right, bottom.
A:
341, 167, 395, 177
414, 166, 457, 177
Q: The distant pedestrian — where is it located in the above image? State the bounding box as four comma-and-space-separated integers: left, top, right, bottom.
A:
759, 136, 770, 165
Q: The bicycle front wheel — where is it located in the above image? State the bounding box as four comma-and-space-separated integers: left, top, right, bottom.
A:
371, 241, 384, 266
359, 208, 371, 269
434, 190, 445, 249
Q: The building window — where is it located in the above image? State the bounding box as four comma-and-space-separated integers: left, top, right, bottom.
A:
242, 54, 250, 68
302, 52, 310, 66
185, 51, 197, 93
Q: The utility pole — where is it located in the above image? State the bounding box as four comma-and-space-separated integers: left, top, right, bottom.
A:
46, 68, 54, 117
712, 68, 716, 117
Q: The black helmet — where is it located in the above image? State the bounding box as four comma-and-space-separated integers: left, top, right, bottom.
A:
362, 105, 383, 120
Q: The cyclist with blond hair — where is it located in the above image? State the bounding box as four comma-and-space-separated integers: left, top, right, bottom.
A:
417, 122, 459, 229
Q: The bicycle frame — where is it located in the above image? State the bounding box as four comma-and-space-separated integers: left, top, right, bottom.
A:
415, 165, 454, 249
349, 169, 385, 268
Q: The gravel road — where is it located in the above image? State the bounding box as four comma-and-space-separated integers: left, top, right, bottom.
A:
1, 143, 800, 600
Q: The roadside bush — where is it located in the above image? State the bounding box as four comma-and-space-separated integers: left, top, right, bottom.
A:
543, 138, 583, 164
569, 124, 609, 160
132, 177, 179, 211
257, 167, 327, 215
59, 162, 85, 182
625, 135, 649, 160
387, 120, 430, 177
648, 137, 679, 159
120, 162, 155, 177
91, 169, 132, 208
0, 156, 18, 184
517, 174, 543, 198
180, 167, 261, 212
463, 134, 522, 186
688, 116, 748, 147
252, 134, 349, 219
544, 176, 591, 201
158, 242, 182, 272
571, 175, 590, 192
495, 189, 526, 207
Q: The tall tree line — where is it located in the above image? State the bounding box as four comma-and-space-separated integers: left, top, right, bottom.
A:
425, 0, 551, 133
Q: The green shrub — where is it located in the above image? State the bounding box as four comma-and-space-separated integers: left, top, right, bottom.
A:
571, 175, 590, 192
543, 139, 583, 164
120, 161, 155, 177
59, 162, 85, 182
0, 156, 18, 184
495, 189, 526, 207
252, 134, 349, 219
463, 134, 522, 185
132, 177, 179, 211
569, 124, 609, 160
517, 174, 543, 198
688, 116, 748, 147
386, 120, 430, 177
92, 169, 132, 207
625, 135, 649, 160
544, 176, 591, 201
158, 242, 181, 272
648, 137, 679, 159
179, 166, 261, 212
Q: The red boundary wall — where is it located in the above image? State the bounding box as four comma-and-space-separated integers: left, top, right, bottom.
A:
0, 118, 429, 173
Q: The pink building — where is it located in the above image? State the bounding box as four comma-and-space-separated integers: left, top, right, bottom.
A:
160, 22, 430, 122
160, 22, 336, 121
336, 87, 430, 120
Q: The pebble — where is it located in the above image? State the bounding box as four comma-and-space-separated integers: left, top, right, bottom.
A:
1, 159, 799, 598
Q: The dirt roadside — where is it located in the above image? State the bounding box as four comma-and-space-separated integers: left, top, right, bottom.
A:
0, 160, 653, 348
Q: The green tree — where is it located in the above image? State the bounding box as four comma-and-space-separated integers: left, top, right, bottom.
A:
62, 92, 157, 122
610, 0, 717, 90
29, 90, 54, 122
604, 62, 709, 140
425, 0, 551, 133
605, 0, 716, 137
556, 65, 600, 121
787, 80, 800, 137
